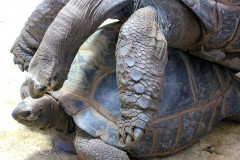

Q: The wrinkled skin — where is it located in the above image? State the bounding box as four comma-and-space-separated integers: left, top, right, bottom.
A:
12, 95, 130, 159
11, 0, 70, 72
12, 96, 57, 129
22, 0, 131, 99
11, 0, 130, 72
11, 0, 240, 145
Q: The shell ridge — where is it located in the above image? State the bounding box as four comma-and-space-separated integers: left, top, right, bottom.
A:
179, 52, 198, 103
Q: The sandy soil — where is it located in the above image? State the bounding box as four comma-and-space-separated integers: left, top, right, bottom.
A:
0, 0, 240, 160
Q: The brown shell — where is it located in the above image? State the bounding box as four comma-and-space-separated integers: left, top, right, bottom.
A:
51, 22, 240, 158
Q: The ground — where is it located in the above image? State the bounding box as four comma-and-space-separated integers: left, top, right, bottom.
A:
0, 0, 240, 160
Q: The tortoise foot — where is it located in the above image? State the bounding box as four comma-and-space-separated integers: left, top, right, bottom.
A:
26, 72, 64, 98
27, 45, 67, 98
26, 77, 48, 98
11, 37, 35, 72
116, 6, 168, 145
118, 108, 151, 145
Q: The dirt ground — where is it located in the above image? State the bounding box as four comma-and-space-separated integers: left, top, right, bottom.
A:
0, 0, 240, 160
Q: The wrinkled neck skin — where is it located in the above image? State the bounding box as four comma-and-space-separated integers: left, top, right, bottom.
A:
54, 108, 75, 134
49, 96, 75, 134
28, 0, 132, 98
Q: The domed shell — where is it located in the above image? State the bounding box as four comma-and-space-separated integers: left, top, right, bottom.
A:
51, 22, 240, 157
52, 22, 125, 148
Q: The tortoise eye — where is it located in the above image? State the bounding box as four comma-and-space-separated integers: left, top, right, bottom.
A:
22, 111, 31, 118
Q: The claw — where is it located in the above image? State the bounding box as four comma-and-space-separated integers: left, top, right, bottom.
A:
18, 64, 24, 72
119, 128, 126, 143
24, 62, 29, 71
133, 128, 144, 141
16, 56, 24, 64
121, 132, 126, 143
125, 126, 132, 136
125, 135, 132, 144
13, 56, 17, 64
120, 137, 124, 145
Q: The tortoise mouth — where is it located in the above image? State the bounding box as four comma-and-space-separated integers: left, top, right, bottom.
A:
17, 119, 37, 126
16, 117, 52, 130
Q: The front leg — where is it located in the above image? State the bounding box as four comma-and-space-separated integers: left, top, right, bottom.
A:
74, 128, 129, 160
20, 79, 30, 99
116, 6, 167, 144
27, 0, 131, 98
11, 0, 69, 72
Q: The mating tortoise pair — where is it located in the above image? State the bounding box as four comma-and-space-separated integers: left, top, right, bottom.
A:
11, 0, 240, 158
11, 0, 240, 145
13, 22, 240, 159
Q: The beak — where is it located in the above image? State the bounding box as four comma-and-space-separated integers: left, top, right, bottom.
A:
12, 101, 30, 120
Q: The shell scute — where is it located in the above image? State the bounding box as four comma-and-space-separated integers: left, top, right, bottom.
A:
81, 22, 121, 70
93, 72, 121, 118
177, 109, 202, 147
73, 107, 123, 148
195, 106, 214, 138
211, 98, 225, 127
151, 116, 179, 153
188, 54, 223, 101
57, 93, 87, 116
225, 80, 240, 116
64, 50, 100, 95
182, 0, 240, 50
157, 50, 195, 118
73, 108, 107, 137
129, 129, 154, 155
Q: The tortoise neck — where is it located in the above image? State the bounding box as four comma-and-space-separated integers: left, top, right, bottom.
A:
47, 95, 75, 134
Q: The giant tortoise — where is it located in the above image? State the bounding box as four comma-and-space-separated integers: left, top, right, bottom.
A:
12, 22, 240, 159
11, 0, 240, 144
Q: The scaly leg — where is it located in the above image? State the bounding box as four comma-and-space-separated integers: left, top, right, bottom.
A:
74, 128, 129, 160
26, 0, 131, 98
11, 0, 69, 71
116, 6, 167, 144
20, 79, 30, 99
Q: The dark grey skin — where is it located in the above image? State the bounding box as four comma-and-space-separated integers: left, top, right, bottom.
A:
11, 21, 240, 159
26, 0, 131, 97
11, 0, 240, 145
11, 0, 69, 71
11, 0, 131, 72
11, 48, 240, 159
12, 96, 130, 160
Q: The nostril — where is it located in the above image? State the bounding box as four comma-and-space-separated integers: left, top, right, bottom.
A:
36, 85, 46, 92
22, 111, 32, 118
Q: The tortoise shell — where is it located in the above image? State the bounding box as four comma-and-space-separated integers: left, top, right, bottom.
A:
133, 0, 240, 71
181, 0, 240, 52
51, 22, 240, 158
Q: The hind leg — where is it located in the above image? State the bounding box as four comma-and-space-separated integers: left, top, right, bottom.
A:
74, 128, 129, 160
51, 134, 76, 155
116, 6, 168, 144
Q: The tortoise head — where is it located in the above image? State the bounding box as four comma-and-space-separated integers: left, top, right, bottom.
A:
12, 95, 59, 130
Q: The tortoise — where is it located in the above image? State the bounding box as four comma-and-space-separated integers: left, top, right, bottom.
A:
11, 0, 240, 144
12, 22, 240, 159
